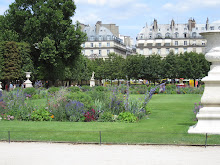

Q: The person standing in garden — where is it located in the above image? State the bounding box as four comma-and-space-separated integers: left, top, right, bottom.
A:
9, 82, 13, 91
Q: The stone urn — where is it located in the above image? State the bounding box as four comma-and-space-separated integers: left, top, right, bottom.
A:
188, 30, 220, 134
24, 72, 33, 88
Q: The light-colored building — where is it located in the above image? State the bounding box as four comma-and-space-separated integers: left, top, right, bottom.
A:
136, 18, 220, 57
80, 21, 133, 59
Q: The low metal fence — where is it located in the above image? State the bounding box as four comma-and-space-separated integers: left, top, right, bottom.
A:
0, 131, 219, 147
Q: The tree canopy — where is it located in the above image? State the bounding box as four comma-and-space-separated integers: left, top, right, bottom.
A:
2, 0, 86, 82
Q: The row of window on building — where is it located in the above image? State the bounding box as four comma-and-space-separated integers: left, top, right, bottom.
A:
140, 32, 205, 39
82, 42, 111, 48
141, 40, 205, 47
147, 26, 220, 32
82, 49, 110, 56
139, 47, 200, 56
88, 35, 123, 43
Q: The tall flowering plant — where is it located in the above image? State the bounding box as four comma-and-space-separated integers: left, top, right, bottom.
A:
109, 88, 124, 115
143, 83, 166, 110
193, 102, 203, 121
65, 100, 86, 122
124, 77, 130, 111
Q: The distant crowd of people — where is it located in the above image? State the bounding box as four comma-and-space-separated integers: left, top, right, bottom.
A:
1, 80, 49, 91
4, 82, 26, 91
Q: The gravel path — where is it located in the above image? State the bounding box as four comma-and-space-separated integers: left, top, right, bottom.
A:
1, 142, 220, 165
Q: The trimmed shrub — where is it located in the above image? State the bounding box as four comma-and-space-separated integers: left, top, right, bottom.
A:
94, 86, 107, 92
118, 112, 137, 123
48, 87, 60, 94
68, 86, 81, 93
99, 111, 114, 122
23, 87, 37, 96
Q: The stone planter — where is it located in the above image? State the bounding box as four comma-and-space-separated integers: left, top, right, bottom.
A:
24, 72, 33, 88
188, 31, 220, 134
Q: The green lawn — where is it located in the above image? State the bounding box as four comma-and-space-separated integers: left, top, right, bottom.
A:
1, 94, 219, 145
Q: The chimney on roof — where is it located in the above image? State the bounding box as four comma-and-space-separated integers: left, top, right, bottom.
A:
96, 21, 102, 34
171, 19, 175, 30
153, 19, 158, 31
206, 17, 209, 30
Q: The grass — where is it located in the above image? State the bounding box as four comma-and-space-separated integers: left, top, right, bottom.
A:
0, 94, 219, 145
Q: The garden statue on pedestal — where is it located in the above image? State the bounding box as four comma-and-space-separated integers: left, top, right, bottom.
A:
188, 30, 220, 134
0, 82, 2, 91
24, 72, 33, 88
90, 71, 95, 87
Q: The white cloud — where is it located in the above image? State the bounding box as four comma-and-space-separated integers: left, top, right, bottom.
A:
0, 5, 9, 15
75, 0, 133, 8
162, 0, 220, 13
72, 12, 102, 25
212, 20, 220, 24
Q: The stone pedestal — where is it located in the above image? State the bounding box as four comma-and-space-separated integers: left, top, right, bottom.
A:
24, 72, 33, 88
188, 31, 220, 134
90, 79, 95, 87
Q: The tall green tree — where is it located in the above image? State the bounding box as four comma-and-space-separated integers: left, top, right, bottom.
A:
3, 41, 21, 81
162, 51, 179, 81
0, 16, 19, 42
17, 42, 34, 80
144, 54, 162, 84
178, 52, 210, 85
125, 55, 145, 80
3, 0, 86, 82
93, 58, 105, 84
108, 53, 126, 84
0, 42, 4, 80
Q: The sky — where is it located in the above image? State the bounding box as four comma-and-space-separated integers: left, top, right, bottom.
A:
1, 0, 220, 41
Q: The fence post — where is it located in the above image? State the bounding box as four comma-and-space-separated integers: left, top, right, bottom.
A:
8, 131, 10, 144
99, 131, 101, 145
205, 133, 208, 148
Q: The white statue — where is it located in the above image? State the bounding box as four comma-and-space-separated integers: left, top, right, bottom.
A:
91, 71, 95, 80
90, 71, 95, 87
0, 82, 2, 91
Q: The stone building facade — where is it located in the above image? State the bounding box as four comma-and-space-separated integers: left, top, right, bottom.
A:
80, 21, 133, 59
136, 18, 220, 57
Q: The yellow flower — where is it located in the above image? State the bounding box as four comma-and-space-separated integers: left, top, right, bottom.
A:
51, 115, 54, 119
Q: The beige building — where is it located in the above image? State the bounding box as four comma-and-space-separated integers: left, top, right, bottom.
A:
136, 18, 220, 57
80, 21, 133, 59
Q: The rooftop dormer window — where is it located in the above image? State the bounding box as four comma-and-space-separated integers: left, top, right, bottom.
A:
192, 32, 197, 38
90, 36, 95, 41
165, 33, 171, 38
175, 32, 179, 38
99, 36, 102, 41
156, 33, 162, 39
107, 35, 111, 40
